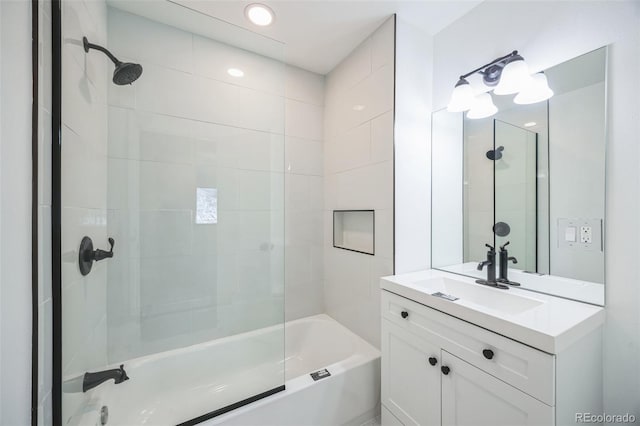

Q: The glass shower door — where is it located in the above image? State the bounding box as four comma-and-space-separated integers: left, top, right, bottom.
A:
56, 1, 285, 424
494, 120, 538, 272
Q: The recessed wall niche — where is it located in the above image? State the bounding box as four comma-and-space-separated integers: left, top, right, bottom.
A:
333, 210, 375, 255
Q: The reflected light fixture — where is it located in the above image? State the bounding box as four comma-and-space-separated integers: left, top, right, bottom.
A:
524, 121, 537, 127
447, 50, 553, 119
245, 3, 275, 26
227, 68, 244, 78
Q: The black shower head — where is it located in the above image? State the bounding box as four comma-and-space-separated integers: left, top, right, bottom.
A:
83, 37, 143, 85
113, 62, 143, 86
486, 145, 504, 161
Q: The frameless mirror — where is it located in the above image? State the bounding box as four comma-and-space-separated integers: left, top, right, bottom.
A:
431, 46, 607, 305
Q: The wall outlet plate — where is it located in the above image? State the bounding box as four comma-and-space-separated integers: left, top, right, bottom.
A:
558, 218, 602, 251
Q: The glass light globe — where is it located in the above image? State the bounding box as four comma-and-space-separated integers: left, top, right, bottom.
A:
466, 93, 498, 119
447, 78, 474, 112
494, 57, 531, 95
514, 72, 554, 104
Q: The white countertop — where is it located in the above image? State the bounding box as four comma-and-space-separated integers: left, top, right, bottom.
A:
380, 269, 605, 354
440, 262, 605, 306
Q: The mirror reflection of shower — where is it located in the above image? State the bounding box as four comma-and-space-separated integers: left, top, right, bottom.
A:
82, 36, 143, 85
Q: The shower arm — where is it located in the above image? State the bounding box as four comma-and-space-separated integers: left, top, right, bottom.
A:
83, 37, 121, 66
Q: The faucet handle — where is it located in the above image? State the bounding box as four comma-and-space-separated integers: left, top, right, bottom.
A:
499, 241, 510, 251
485, 243, 494, 251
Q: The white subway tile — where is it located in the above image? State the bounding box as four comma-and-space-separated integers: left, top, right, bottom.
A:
285, 99, 323, 141
139, 161, 195, 210
139, 210, 193, 258
371, 110, 394, 163
108, 7, 193, 73
285, 65, 324, 106
285, 136, 323, 176
371, 17, 395, 71
193, 35, 284, 96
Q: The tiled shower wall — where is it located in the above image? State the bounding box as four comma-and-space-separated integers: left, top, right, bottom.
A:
59, 0, 110, 423
323, 17, 395, 349
105, 8, 324, 362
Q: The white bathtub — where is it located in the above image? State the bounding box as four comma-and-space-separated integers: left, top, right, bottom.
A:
74, 314, 380, 426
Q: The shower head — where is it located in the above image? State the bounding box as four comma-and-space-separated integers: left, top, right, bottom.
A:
113, 62, 143, 86
83, 37, 143, 85
486, 145, 504, 161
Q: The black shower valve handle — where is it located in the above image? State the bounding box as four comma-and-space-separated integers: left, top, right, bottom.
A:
93, 238, 115, 262
79, 236, 114, 276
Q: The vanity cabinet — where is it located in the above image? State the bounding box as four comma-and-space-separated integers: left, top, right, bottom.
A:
381, 289, 602, 426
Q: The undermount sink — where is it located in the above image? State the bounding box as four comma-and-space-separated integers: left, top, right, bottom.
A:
415, 276, 544, 316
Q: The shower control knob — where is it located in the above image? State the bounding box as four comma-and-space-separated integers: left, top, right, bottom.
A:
428, 357, 438, 366
441, 366, 450, 375
483, 349, 495, 360
401, 311, 409, 319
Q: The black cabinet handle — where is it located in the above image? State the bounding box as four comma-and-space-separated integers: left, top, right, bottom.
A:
401, 311, 409, 319
483, 349, 494, 360
428, 357, 438, 366
441, 366, 450, 375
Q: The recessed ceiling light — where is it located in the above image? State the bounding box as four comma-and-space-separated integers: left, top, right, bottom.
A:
524, 121, 537, 127
352, 105, 365, 111
227, 68, 244, 78
245, 3, 275, 27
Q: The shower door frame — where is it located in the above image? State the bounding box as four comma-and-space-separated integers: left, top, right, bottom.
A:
49, 2, 286, 424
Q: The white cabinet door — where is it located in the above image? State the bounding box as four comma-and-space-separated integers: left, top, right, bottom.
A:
382, 319, 441, 426
441, 351, 554, 426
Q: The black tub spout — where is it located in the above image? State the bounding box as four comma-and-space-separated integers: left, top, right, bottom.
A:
83, 364, 129, 392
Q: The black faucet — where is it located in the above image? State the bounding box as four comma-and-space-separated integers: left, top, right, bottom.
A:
83, 364, 129, 392
476, 244, 509, 290
497, 241, 520, 286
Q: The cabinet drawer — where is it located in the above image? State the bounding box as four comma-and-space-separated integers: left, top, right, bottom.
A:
382, 290, 555, 405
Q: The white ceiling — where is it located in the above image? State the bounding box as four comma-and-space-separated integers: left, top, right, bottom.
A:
110, 0, 481, 75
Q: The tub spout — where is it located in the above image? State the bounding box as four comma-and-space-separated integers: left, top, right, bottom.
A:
83, 364, 129, 392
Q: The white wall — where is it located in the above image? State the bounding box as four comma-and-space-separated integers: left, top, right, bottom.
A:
394, 17, 433, 274
105, 8, 324, 362
431, 110, 463, 267
323, 17, 395, 349
433, 0, 640, 419
0, 1, 34, 425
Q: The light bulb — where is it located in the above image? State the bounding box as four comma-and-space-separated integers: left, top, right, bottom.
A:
245, 4, 275, 26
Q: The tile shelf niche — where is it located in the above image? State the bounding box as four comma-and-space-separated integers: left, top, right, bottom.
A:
333, 210, 375, 255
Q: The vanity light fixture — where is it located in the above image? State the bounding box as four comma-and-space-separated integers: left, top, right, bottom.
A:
447, 50, 553, 119
245, 3, 275, 26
